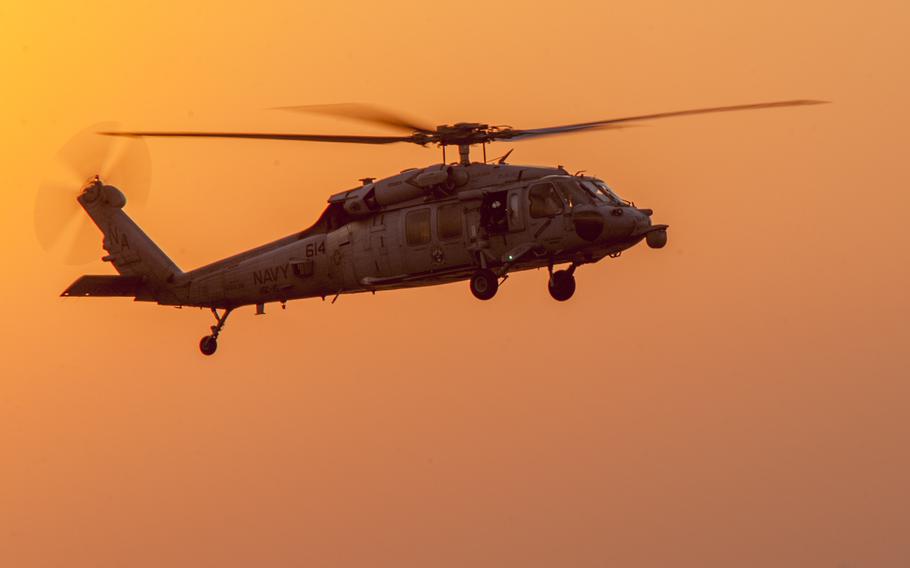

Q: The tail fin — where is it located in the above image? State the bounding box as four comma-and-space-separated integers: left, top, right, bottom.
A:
64, 180, 182, 298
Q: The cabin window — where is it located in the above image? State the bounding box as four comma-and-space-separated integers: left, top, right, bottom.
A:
437, 204, 463, 240
509, 193, 521, 224
528, 182, 564, 218
405, 208, 431, 245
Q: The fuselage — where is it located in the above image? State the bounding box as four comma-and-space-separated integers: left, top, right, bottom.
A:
162, 163, 665, 309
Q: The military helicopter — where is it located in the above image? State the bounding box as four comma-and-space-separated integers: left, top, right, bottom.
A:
38, 100, 825, 355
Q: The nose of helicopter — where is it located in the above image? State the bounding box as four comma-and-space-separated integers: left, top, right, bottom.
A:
573, 206, 651, 242
627, 207, 669, 249
629, 207, 652, 233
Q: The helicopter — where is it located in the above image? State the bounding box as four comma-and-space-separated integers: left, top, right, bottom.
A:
40, 100, 825, 355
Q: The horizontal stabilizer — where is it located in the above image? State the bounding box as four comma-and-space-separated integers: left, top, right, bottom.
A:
61, 275, 144, 297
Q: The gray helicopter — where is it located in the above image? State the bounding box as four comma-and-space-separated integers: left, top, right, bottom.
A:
44, 101, 825, 355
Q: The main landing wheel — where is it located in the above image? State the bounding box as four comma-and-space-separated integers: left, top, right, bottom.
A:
548, 270, 576, 302
470, 269, 499, 300
199, 335, 218, 356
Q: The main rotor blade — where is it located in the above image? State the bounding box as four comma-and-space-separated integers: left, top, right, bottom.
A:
503, 99, 829, 140
101, 131, 419, 145
273, 102, 435, 133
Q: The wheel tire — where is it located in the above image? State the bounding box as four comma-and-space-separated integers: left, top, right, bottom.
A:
548, 270, 576, 302
199, 335, 218, 356
470, 269, 499, 300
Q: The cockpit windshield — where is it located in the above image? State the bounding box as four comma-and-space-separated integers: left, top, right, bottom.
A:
581, 179, 626, 206
555, 178, 596, 208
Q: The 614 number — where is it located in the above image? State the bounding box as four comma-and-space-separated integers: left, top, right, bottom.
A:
305, 241, 326, 258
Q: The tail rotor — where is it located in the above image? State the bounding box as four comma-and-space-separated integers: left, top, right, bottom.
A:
34, 122, 151, 265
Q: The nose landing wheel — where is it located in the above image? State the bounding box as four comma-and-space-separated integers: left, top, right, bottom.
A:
548, 269, 576, 301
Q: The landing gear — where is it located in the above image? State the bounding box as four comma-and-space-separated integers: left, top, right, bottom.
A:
199, 307, 233, 356
548, 268, 576, 302
470, 269, 499, 300
199, 335, 218, 356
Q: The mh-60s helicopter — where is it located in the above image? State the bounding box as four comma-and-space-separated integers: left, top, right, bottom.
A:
39, 100, 825, 355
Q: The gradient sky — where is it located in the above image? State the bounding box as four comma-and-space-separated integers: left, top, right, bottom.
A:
1, 1, 908, 567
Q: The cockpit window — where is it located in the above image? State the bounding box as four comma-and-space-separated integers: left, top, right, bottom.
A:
528, 182, 565, 218
582, 180, 624, 205
580, 180, 611, 203
556, 178, 596, 208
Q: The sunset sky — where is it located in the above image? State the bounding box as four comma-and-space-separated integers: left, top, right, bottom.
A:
1, 1, 908, 567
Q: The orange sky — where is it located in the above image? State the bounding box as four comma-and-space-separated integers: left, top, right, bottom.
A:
1, 1, 908, 567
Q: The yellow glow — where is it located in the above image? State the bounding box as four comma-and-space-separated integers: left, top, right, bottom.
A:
2, 1, 908, 566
